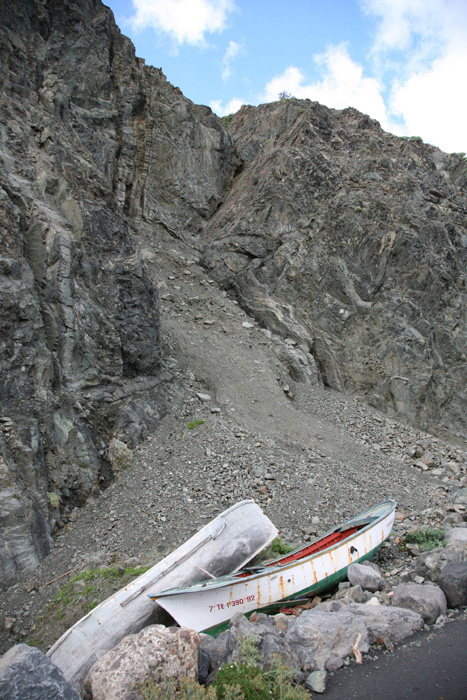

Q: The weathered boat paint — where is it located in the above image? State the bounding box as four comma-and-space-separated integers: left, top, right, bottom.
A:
46, 500, 277, 690
150, 499, 396, 636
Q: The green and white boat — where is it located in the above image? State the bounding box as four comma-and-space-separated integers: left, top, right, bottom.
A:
47, 500, 277, 690
150, 499, 397, 636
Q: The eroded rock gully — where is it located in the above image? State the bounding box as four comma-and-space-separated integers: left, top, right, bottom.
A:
0, 0, 466, 642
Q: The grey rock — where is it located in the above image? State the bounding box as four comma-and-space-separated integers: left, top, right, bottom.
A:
391, 583, 447, 624
200, 614, 299, 676
325, 654, 345, 671
416, 543, 467, 583
199, 631, 232, 676
0, 644, 80, 699
0, 0, 235, 585
229, 613, 299, 668
1, 0, 467, 595
304, 669, 328, 693
452, 488, 467, 506
445, 528, 467, 546
81, 625, 199, 700
197, 647, 211, 686
285, 609, 369, 672
347, 562, 382, 591
335, 584, 372, 603
107, 439, 134, 472
327, 600, 424, 644
438, 561, 467, 608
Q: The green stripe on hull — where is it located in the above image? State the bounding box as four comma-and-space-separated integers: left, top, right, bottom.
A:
202, 543, 383, 637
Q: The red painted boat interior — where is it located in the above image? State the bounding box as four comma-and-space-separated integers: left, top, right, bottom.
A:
236, 522, 368, 578
276, 525, 360, 564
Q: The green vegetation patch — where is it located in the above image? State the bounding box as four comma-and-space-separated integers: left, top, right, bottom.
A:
47, 492, 60, 509
27, 563, 151, 651
249, 536, 296, 567
268, 536, 296, 556
140, 678, 218, 699
403, 527, 445, 551
215, 634, 308, 700
140, 634, 308, 699
50, 564, 150, 614
187, 420, 205, 430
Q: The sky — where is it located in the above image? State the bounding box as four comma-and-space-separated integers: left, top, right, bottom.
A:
104, 0, 467, 154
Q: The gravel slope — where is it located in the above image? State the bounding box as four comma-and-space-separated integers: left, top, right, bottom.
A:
1, 229, 465, 657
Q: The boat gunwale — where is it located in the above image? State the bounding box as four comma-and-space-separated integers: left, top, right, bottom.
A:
152, 499, 397, 599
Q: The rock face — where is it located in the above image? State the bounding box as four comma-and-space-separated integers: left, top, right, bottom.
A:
391, 583, 447, 624
81, 625, 199, 700
438, 561, 467, 608
284, 608, 369, 672
0, 0, 236, 586
1, 0, 466, 588
347, 562, 382, 592
201, 101, 467, 440
0, 644, 80, 699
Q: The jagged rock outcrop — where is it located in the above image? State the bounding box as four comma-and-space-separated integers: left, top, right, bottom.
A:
201, 101, 467, 440
0, 0, 236, 586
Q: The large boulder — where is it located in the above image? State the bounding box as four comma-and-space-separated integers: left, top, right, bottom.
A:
0, 644, 80, 700
445, 528, 467, 546
416, 543, 467, 582
201, 602, 424, 680
347, 562, 382, 592
438, 561, 467, 608
323, 600, 424, 644
284, 608, 369, 672
81, 625, 199, 700
391, 583, 447, 624
200, 612, 299, 677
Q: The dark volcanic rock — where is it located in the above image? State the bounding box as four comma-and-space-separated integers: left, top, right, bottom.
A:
0, 644, 80, 699
438, 561, 467, 608
201, 101, 467, 441
0, 0, 236, 586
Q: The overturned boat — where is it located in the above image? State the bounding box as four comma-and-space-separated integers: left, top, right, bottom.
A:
150, 499, 397, 636
47, 500, 277, 690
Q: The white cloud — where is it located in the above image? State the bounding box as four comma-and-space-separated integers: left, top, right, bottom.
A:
210, 97, 245, 116
361, 0, 467, 55
221, 40, 242, 81
390, 49, 467, 152
127, 0, 236, 46
260, 45, 392, 131
361, 0, 467, 152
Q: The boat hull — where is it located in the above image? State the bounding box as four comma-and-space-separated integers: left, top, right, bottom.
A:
46, 500, 277, 690
152, 500, 396, 636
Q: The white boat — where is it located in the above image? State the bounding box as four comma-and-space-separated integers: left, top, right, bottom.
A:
150, 499, 397, 636
47, 500, 277, 690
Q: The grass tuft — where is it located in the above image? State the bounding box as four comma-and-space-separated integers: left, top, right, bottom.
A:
188, 420, 205, 430
403, 528, 445, 551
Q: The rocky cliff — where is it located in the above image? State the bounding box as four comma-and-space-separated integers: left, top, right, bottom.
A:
0, 0, 236, 586
0, 0, 466, 588
202, 102, 467, 439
